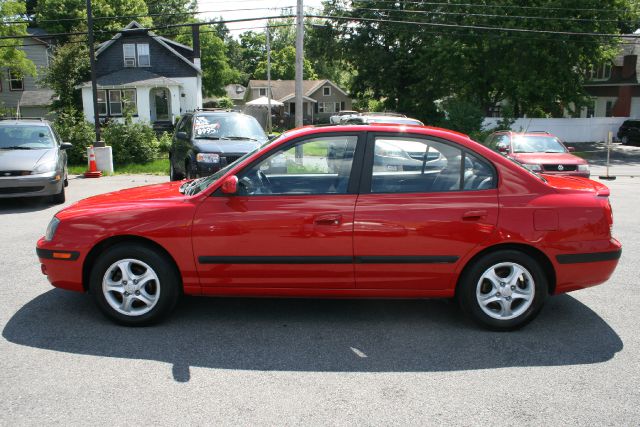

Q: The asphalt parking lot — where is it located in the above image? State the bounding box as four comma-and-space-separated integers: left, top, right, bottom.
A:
1, 173, 638, 425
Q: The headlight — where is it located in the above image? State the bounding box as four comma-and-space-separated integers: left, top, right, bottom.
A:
523, 163, 542, 172
196, 153, 220, 163
45, 216, 60, 241
577, 164, 590, 172
32, 160, 57, 174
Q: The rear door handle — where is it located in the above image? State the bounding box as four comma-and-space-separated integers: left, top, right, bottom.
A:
314, 214, 342, 226
462, 210, 488, 221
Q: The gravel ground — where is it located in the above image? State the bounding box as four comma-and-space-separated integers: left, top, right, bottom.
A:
0, 173, 638, 426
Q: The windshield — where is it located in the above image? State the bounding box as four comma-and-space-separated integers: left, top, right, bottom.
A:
183, 136, 282, 196
512, 135, 566, 153
0, 125, 56, 149
193, 114, 268, 142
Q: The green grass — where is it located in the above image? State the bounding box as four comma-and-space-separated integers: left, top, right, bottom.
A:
68, 158, 169, 176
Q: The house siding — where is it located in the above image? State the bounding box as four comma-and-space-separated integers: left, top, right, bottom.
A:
97, 35, 196, 79
0, 42, 51, 112
309, 84, 352, 122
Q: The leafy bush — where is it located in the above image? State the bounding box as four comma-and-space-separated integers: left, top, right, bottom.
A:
156, 131, 172, 155
103, 121, 158, 165
440, 98, 485, 135
52, 109, 95, 165
216, 96, 234, 109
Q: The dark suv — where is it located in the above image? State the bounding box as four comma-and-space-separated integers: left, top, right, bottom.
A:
617, 120, 640, 145
169, 111, 268, 181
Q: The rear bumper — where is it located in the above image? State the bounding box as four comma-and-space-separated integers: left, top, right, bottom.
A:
0, 173, 62, 198
551, 238, 622, 294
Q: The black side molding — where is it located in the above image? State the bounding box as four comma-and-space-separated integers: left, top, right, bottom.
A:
355, 256, 458, 264
556, 249, 622, 264
36, 248, 80, 261
198, 255, 459, 265
198, 256, 353, 264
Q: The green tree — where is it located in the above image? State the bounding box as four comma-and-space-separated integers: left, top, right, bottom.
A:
176, 24, 237, 96
35, 0, 152, 41
144, 0, 196, 33
40, 40, 90, 112
319, 0, 634, 124
0, 1, 36, 77
254, 46, 318, 80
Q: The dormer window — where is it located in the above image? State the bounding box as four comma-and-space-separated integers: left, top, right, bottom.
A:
123, 44, 136, 67
137, 44, 150, 67
589, 63, 612, 81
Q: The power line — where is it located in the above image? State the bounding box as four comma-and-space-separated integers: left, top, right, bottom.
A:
309, 14, 638, 39
2, 6, 297, 25
344, 5, 628, 24
349, 0, 631, 14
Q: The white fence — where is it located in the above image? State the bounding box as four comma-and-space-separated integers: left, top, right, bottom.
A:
482, 117, 628, 143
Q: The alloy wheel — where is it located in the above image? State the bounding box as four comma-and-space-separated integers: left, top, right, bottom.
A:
102, 258, 161, 316
475, 262, 535, 320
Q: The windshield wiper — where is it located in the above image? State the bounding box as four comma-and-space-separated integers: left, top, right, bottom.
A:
194, 136, 221, 140
223, 136, 260, 141
1, 146, 33, 150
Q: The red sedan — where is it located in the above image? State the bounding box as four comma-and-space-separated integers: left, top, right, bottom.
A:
36, 125, 621, 330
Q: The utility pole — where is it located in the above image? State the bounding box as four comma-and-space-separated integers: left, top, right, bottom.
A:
295, 0, 304, 128
266, 25, 272, 134
86, 0, 102, 146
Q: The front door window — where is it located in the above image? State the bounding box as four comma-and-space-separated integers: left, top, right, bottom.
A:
154, 88, 170, 121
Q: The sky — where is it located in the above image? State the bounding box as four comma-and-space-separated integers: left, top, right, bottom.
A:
198, 0, 324, 36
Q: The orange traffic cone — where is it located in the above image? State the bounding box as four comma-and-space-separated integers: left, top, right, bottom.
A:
84, 145, 102, 178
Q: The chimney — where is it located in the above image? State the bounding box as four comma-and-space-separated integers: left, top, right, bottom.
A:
622, 55, 636, 80
191, 24, 201, 68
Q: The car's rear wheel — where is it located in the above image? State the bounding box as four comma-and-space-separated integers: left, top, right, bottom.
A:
457, 250, 547, 331
51, 184, 65, 204
89, 243, 181, 326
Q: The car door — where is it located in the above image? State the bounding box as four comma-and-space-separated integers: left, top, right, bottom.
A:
353, 133, 499, 291
191, 132, 365, 289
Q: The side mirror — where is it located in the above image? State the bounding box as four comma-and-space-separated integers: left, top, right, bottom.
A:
497, 144, 508, 153
176, 131, 188, 140
220, 175, 238, 195
60, 142, 73, 150
567, 146, 576, 152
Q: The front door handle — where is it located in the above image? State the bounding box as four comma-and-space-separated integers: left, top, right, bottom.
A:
314, 214, 342, 226
462, 210, 488, 221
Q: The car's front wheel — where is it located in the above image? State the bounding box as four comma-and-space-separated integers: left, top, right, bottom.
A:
169, 159, 183, 181
621, 135, 629, 145
50, 183, 65, 204
457, 250, 547, 331
89, 243, 181, 326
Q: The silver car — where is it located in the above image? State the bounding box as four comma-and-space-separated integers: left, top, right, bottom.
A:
0, 119, 71, 204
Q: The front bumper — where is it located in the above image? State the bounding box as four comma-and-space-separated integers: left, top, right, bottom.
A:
36, 237, 84, 292
541, 170, 590, 178
0, 173, 62, 198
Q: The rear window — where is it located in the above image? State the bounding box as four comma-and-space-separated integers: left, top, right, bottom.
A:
0, 125, 56, 149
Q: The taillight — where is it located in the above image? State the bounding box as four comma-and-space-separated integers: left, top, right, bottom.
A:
605, 199, 614, 236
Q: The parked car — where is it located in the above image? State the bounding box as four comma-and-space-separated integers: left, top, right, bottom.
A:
341, 114, 424, 126
0, 119, 71, 204
37, 124, 621, 330
617, 119, 640, 145
329, 110, 359, 124
169, 111, 268, 181
484, 131, 590, 177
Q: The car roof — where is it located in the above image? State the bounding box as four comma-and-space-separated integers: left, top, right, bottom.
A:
0, 119, 52, 126
284, 123, 471, 142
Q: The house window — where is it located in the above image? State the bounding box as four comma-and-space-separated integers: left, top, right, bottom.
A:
323, 86, 331, 96
334, 102, 341, 112
258, 88, 267, 97
8, 71, 24, 91
122, 89, 137, 115
605, 100, 614, 117
109, 90, 122, 116
97, 90, 108, 116
586, 101, 595, 118
123, 44, 136, 67
137, 44, 150, 67
590, 64, 612, 81
318, 102, 325, 113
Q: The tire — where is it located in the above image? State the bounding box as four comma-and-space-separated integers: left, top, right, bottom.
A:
169, 160, 182, 181
63, 169, 69, 187
89, 243, 181, 326
457, 250, 548, 331
51, 184, 65, 204
621, 135, 629, 145
186, 161, 197, 180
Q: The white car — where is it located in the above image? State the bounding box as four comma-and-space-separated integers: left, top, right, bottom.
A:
329, 111, 359, 124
